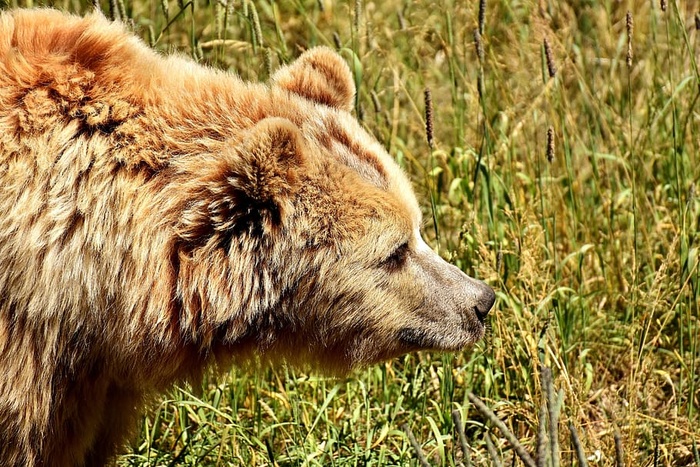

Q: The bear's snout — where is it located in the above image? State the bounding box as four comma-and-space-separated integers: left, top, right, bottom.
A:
405, 234, 495, 350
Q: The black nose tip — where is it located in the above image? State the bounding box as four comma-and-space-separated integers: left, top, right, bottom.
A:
475, 285, 496, 321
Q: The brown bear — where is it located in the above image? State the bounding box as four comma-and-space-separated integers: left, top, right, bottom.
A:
0, 9, 495, 466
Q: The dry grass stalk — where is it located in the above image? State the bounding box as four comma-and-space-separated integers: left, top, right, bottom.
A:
568, 422, 588, 467
614, 429, 625, 467
452, 409, 472, 467
467, 392, 537, 467
543, 367, 560, 467
397, 10, 407, 30
147, 24, 155, 47
537, 400, 548, 466
198, 39, 251, 51
402, 423, 432, 467
484, 433, 503, 467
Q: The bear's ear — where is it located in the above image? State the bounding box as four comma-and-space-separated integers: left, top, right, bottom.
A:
272, 47, 355, 112
177, 118, 306, 247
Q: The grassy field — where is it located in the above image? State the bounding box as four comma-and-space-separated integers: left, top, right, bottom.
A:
4, 0, 700, 465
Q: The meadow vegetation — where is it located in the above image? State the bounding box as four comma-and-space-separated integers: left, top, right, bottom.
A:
3, 0, 699, 465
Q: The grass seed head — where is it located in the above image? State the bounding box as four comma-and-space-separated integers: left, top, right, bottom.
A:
250, 3, 263, 48
546, 126, 555, 163
109, 0, 120, 20
478, 0, 486, 35
626, 11, 634, 68
354, 0, 362, 32
370, 90, 382, 113
688, 183, 696, 208
333, 32, 342, 49
264, 48, 273, 77
544, 38, 556, 78
474, 29, 484, 64
424, 88, 434, 149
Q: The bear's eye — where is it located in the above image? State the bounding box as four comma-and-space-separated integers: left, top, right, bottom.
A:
380, 241, 410, 270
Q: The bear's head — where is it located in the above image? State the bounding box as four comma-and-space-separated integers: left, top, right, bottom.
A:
170, 48, 495, 373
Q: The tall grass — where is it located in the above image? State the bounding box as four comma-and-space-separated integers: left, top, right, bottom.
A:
4, 0, 699, 464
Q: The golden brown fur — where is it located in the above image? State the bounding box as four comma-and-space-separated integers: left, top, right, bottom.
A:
0, 9, 495, 466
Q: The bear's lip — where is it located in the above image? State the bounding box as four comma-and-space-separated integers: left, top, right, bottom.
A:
397, 320, 485, 351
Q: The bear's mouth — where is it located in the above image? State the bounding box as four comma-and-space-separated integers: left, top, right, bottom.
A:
397, 327, 438, 349
397, 322, 484, 351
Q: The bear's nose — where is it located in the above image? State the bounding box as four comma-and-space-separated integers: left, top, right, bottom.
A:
474, 284, 496, 321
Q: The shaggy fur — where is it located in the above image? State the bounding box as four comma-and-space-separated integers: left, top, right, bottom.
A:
0, 9, 495, 466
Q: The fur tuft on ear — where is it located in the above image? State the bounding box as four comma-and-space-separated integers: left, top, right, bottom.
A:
272, 47, 355, 112
176, 118, 307, 248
